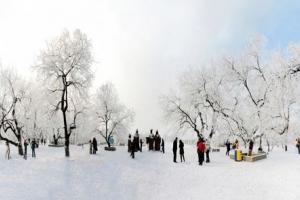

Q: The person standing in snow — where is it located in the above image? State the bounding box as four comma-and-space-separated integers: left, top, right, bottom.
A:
179, 140, 185, 162
128, 134, 132, 152
31, 139, 37, 158
248, 139, 254, 156
205, 140, 210, 163
225, 140, 231, 156
5, 141, 11, 160
140, 139, 143, 152
234, 139, 239, 149
92, 137, 98, 154
149, 129, 154, 151
89, 140, 93, 154
173, 137, 178, 163
197, 138, 206, 165
130, 139, 135, 159
134, 129, 140, 152
154, 130, 161, 151
161, 138, 165, 154
295, 139, 300, 154
24, 139, 28, 160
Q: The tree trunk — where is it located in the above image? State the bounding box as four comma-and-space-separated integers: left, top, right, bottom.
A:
62, 109, 70, 157
18, 136, 23, 155
65, 138, 70, 157
195, 129, 201, 138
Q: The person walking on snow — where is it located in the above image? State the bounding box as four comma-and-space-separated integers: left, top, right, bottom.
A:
248, 139, 254, 156
31, 139, 37, 158
24, 139, 28, 160
140, 139, 143, 152
296, 138, 300, 154
225, 140, 231, 156
205, 140, 210, 163
148, 129, 154, 151
128, 134, 132, 152
161, 139, 165, 154
89, 140, 93, 154
173, 137, 178, 163
130, 139, 135, 159
92, 137, 98, 154
197, 138, 206, 165
179, 140, 185, 162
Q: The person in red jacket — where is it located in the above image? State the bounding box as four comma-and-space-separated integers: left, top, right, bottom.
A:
197, 138, 206, 165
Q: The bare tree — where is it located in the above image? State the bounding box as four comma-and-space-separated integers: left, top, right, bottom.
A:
34, 29, 94, 157
94, 83, 134, 148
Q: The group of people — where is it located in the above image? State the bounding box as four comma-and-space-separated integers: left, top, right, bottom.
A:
5, 138, 38, 160
128, 129, 165, 159
146, 129, 164, 153
225, 139, 240, 156
172, 138, 185, 163
128, 130, 141, 159
225, 139, 254, 156
89, 137, 98, 154
172, 137, 211, 165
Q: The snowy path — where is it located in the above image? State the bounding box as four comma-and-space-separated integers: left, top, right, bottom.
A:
0, 144, 300, 200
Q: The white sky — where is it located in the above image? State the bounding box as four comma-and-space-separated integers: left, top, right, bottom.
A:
0, 0, 284, 136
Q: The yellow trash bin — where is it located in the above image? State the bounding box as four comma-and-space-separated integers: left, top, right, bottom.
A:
236, 150, 243, 161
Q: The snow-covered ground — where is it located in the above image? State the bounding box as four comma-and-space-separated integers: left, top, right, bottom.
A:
0, 143, 300, 200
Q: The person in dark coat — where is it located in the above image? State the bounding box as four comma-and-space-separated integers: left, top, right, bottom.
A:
154, 130, 161, 151
173, 137, 178, 163
134, 129, 140, 152
140, 139, 143, 152
149, 129, 154, 151
128, 134, 132, 152
197, 138, 206, 165
297, 138, 300, 154
24, 139, 28, 160
89, 140, 93, 154
248, 139, 254, 156
92, 137, 98, 154
179, 140, 185, 162
225, 140, 231, 156
130, 140, 135, 159
31, 139, 37, 158
161, 139, 165, 154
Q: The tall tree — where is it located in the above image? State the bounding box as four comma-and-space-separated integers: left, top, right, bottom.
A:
35, 29, 93, 157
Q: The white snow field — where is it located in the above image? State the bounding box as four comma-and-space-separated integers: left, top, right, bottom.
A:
0, 143, 300, 200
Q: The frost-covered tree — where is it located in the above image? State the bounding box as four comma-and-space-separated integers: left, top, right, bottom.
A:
0, 67, 32, 155
34, 29, 94, 157
163, 37, 300, 150
94, 82, 134, 148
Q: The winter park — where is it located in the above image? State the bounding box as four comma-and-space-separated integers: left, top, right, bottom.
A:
1, 1, 300, 200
